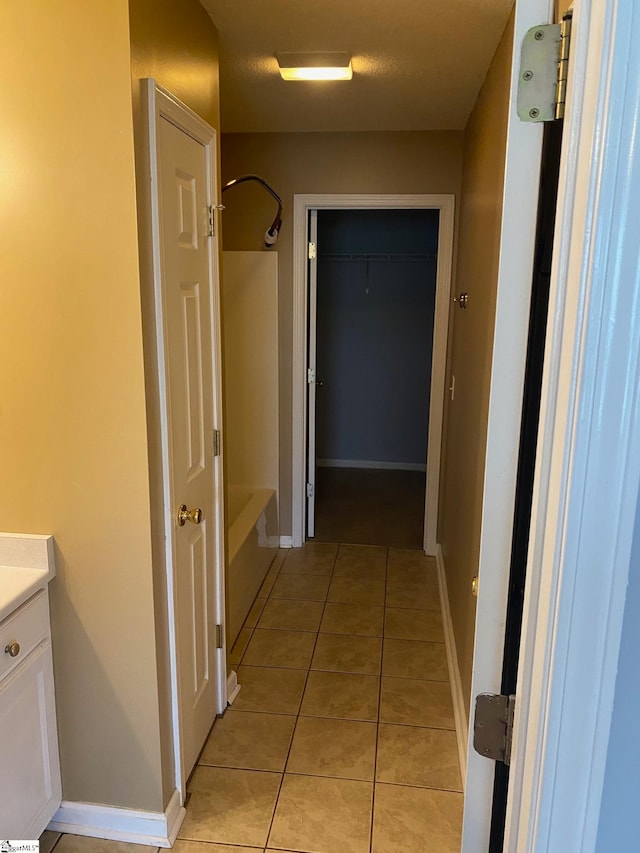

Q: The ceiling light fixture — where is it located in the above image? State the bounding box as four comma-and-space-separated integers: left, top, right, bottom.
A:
276, 52, 353, 81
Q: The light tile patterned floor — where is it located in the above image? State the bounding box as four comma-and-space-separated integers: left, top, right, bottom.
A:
184, 543, 463, 853
40, 543, 463, 853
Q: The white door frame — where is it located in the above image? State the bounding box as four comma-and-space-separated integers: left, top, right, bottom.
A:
292, 194, 455, 553
460, 0, 550, 843
505, 0, 640, 848
306, 210, 319, 539
143, 80, 227, 800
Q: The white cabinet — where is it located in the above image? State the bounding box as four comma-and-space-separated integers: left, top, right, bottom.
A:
0, 535, 61, 837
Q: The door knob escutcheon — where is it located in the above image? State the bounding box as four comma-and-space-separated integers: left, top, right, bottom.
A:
178, 504, 203, 526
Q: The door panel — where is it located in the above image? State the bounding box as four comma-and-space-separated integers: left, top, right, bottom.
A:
158, 114, 218, 779
180, 281, 205, 479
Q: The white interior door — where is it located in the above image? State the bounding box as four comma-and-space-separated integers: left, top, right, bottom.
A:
152, 88, 225, 785
306, 210, 318, 538
461, 0, 550, 846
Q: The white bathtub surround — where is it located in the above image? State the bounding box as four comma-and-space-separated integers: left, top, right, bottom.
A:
222, 251, 281, 647
0, 532, 61, 836
222, 251, 279, 493
227, 486, 279, 645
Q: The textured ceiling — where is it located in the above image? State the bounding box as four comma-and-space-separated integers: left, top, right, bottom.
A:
200, 0, 514, 133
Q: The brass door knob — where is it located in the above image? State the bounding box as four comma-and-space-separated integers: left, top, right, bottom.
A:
178, 504, 203, 526
5, 641, 20, 657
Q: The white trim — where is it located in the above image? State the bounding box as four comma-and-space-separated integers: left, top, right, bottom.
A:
436, 545, 468, 785
505, 0, 640, 848
143, 80, 227, 802
306, 210, 319, 538
460, 0, 549, 845
226, 669, 242, 705
317, 458, 426, 472
48, 789, 185, 848
279, 536, 294, 548
292, 194, 455, 553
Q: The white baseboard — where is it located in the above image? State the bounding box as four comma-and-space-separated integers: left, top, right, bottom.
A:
279, 535, 294, 548
435, 544, 468, 787
48, 788, 185, 848
227, 668, 242, 704
317, 458, 427, 472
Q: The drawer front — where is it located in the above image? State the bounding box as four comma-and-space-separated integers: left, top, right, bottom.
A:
0, 591, 49, 680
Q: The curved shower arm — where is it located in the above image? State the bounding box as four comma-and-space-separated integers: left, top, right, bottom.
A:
221, 174, 283, 247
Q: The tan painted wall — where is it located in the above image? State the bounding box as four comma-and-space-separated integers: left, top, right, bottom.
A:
129, 0, 220, 129
555, 0, 572, 20
128, 0, 222, 805
221, 131, 464, 534
0, 1, 164, 811
439, 13, 515, 704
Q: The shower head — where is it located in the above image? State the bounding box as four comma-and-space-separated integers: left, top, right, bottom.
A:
221, 174, 283, 248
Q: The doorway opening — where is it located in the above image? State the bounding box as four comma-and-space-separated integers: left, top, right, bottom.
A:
292, 194, 455, 553
309, 208, 439, 548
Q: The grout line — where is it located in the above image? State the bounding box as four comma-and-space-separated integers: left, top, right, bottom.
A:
369, 545, 388, 853
365, 777, 465, 795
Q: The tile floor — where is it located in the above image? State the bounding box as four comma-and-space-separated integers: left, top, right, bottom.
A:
184, 542, 463, 852
313, 469, 427, 549
39, 542, 463, 853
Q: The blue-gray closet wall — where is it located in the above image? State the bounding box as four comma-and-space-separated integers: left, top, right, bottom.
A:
316, 209, 439, 468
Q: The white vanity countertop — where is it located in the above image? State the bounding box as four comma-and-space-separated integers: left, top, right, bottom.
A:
0, 533, 56, 622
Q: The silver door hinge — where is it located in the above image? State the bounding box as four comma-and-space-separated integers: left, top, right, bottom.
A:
306, 483, 314, 498
216, 624, 224, 649
308, 241, 317, 260
473, 693, 516, 765
307, 368, 315, 384
517, 12, 572, 123
213, 429, 221, 457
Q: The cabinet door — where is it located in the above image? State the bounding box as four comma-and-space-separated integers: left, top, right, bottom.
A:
0, 641, 62, 836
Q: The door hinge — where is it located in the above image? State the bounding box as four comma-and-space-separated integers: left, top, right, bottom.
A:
306, 482, 314, 498
216, 624, 224, 649
517, 12, 572, 123
473, 693, 516, 766
308, 241, 317, 260
307, 367, 315, 384
213, 428, 221, 457
208, 205, 215, 237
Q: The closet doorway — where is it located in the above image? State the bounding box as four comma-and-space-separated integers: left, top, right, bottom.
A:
292, 194, 455, 553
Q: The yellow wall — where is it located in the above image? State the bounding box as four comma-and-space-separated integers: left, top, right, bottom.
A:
128, 0, 222, 806
0, 1, 163, 810
439, 13, 515, 704
221, 130, 464, 533
129, 0, 220, 130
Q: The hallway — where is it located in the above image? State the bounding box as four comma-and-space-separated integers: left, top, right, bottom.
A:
180, 542, 463, 852
313, 469, 427, 549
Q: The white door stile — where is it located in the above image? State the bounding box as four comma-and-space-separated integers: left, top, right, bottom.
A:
144, 80, 227, 801
292, 194, 454, 553
460, 0, 550, 846
306, 210, 318, 538
504, 0, 640, 848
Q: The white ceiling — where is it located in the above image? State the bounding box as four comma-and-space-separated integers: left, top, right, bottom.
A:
200, 0, 514, 133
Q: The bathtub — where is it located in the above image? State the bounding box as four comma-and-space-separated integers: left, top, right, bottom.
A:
226, 485, 279, 645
